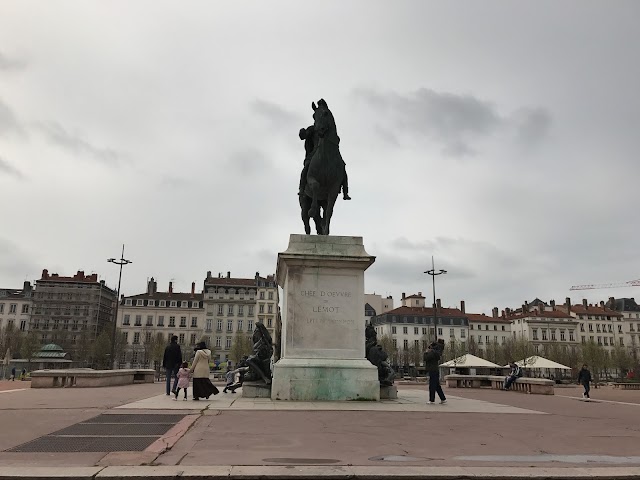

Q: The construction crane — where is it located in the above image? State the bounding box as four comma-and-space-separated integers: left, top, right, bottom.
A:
570, 279, 640, 291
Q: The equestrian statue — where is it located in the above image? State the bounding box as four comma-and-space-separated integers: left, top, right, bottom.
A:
298, 99, 350, 235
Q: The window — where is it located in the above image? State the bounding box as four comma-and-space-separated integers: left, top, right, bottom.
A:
403, 339, 409, 349
238, 305, 244, 316
180, 301, 187, 308
560, 331, 565, 341
227, 320, 233, 332
267, 318, 273, 328
597, 336, 602, 345
620, 338, 624, 346
191, 316, 198, 327
132, 351, 138, 363
268, 305, 273, 314
551, 330, 556, 341
248, 305, 254, 316
125, 299, 132, 306
206, 319, 212, 331
158, 316, 164, 326
145, 332, 152, 343
450, 328, 455, 337
228, 305, 234, 315
190, 334, 196, 345
268, 292, 274, 300
217, 319, 223, 331
260, 292, 265, 300
135, 315, 142, 326
604, 337, 608, 346
580, 323, 585, 332
168, 333, 174, 341
470, 324, 474, 330
542, 330, 547, 340
215, 337, 221, 347
438, 328, 443, 336
237, 319, 243, 331
596, 324, 601, 333
461, 330, 466, 338
218, 305, 224, 315
581, 336, 586, 343
569, 331, 574, 341
413, 327, 418, 335
422, 327, 427, 335
123, 332, 129, 343
21, 304, 29, 314
133, 332, 140, 344
588, 324, 593, 332
148, 300, 155, 307
259, 304, 265, 313
159, 300, 166, 307
136, 300, 144, 306
486, 335, 490, 344
170, 301, 177, 307
532, 330, 538, 340
169, 316, 176, 327
9, 304, 17, 314
403, 327, 408, 334
226, 337, 232, 348
618, 324, 623, 333
146, 315, 153, 326
414, 339, 419, 348
123, 314, 130, 326
248, 320, 254, 331
192, 301, 199, 308
19, 320, 26, 331
179, 333, 185, 344
392, 326, 397, 334
392, 338, 397, 348
180, 317, 187, 327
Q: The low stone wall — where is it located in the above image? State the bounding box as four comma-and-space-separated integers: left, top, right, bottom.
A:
613, 382, 640, 390
30, 369, 155, 388
444, 374, 554, 395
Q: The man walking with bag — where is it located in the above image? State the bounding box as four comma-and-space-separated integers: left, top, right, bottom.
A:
424, 342, 446, 404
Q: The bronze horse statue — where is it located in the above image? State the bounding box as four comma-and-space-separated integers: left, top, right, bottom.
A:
299, 100, 346, 235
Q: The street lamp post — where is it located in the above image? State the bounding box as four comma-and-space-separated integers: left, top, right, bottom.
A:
425, 256, 447, 342
108, 245, 132, 369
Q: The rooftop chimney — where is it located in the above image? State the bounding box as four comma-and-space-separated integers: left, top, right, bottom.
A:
191, 282, 196, 297
77, 270, 85, 279
436, 298, 442, 309
418, 291, 422, 297
169, 282, 173, 295
227, 271, 231, 279
608, 297, 615, 309
41, 269, 49, 279
460, 300, 465, 314
505, 307, 511, 317
600, 300, 605, 308
550, 300, 556, 310
565, 297, 571, 313
23, 281, 31, 292
402, 292, 406, 300
582, 299, 588, 309
207, 270, 212, 278
524, 301, 529, 313
492, 307, 499, 318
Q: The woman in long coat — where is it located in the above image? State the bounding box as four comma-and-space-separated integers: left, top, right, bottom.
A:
190, 341, 219, 400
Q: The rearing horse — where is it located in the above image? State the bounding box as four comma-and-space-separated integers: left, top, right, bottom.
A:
300, 100, 345, 236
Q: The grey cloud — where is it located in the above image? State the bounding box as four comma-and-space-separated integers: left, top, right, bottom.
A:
251, 99, 304, 130
353, 88, 551, 157
512, 107, 552, 147
36, 122, 125, 166
0, 237, 38, 280
160, 176, 193, 189
227, 148, 274, 175
0, 98, 25, 136
0, 52, 27, 71
0, 156, 25, 180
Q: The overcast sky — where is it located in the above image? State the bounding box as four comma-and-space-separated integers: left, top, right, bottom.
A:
1, 1, 639, 314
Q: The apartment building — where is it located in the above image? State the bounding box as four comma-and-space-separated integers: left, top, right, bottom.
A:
30, 270, 116, 351
369, 293, 469, 352
466, 308, 511, 354
118, 278, 204, 367
364, 293, 394, 323
0, 281, 33, 334
608, 297, 640, 358
202, 271, 278, 363
555, 297, 623, 352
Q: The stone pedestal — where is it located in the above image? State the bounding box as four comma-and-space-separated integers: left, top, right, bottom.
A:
271, 235, 380, 401
241, 382, 272, 398
380, 385, 398, 399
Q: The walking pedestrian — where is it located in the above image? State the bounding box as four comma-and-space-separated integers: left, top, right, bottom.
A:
162, 335, 182, 395
190, 341, 218, 400
424, 342, 446, 404
10, 367, 16, 381
578, 364, 592, 399
223, 368, 237, 394
174, 362, 191, 401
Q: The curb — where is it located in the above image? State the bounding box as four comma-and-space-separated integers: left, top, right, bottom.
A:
1, 466, 640, 480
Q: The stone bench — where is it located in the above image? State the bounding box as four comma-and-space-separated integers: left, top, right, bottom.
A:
444, 374, 554, 395
613, 382, 640, 390
30, 369, 156, 388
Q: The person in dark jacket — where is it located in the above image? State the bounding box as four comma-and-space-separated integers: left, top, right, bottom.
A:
162, 336, 182, 395
578, 364, 592, 399
424, 342, 446, 404
504, 361, 522, 390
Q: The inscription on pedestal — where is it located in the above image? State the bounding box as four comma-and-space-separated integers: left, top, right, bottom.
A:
287, 274, 362, 357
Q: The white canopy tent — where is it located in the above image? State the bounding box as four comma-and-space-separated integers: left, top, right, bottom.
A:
440, 354, 502, 368
509, 356, 571, 370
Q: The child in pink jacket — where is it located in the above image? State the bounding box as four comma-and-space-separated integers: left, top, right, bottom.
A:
174, 361, 191, 401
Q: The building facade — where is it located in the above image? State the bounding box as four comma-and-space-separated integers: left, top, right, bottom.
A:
0, 281, 33, 334
118, 278, 204, 368
364, 293, 394, 323
202, 271, 278, 364
556, 298, 623, 353
466, 309, 512, 356
30, 270, 116, 351
608, 297, 640, 358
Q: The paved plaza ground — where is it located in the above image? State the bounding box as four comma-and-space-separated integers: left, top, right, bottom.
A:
1, 379, 639, 478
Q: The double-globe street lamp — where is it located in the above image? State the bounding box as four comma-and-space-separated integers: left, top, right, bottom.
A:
108, 245, 132, 369
425, 256, 447, 342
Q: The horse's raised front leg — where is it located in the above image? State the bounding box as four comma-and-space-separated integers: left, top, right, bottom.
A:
323, 189, 340, 236
300, 195, 311, 235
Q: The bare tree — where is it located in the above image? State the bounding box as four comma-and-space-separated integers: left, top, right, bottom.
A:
229, 331, 252, 364
20, 332, 40, 373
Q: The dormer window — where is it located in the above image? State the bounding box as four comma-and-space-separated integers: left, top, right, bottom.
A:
181, 301, 188, 308
192, 301, 199, 308
170, 301, 177, 307
159, 300, 166, 307
148, 300, 155, 307
136, 299, 144, 306
125, 299, 132, 306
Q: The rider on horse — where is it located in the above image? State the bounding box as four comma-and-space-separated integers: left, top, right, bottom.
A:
298, 99, 351, 200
